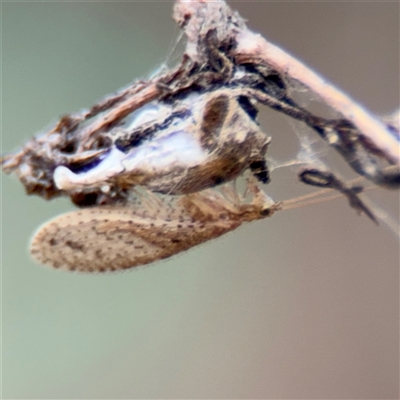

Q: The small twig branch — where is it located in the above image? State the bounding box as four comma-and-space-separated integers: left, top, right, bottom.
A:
234, 30, 399, 163
2, 0, 399, 205
174, 0, 400, 183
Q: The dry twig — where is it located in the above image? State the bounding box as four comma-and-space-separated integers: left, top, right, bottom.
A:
2, 0, 398, 206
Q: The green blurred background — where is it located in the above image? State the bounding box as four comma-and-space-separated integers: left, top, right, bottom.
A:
2, 1, 399, 399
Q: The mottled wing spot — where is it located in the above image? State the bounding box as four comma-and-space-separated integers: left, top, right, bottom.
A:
200, 94, 229, 149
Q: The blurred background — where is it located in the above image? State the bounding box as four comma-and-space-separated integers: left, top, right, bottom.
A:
2, 1, 399, 399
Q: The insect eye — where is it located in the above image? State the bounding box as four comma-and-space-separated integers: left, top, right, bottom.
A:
260, 206, 272, 216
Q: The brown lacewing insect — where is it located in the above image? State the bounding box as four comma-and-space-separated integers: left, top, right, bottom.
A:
30, 181, 280, 273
